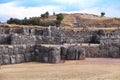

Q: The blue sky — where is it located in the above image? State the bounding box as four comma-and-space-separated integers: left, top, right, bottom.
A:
0, 0, 120, 22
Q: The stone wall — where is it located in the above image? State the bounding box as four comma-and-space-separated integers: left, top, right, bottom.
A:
84, 43, 120, 58
35, 45, 85, 63
0, 43, 120, 65
0, 45, 35, 65
0, 27, 120, 65
0, 34, 11, 44
11, 34, 36, 45
100, 29, 120, 44
35, 45, 61, 63
0, 27, 99, 45
100, 35, 120, 44
62, 45, 85, 60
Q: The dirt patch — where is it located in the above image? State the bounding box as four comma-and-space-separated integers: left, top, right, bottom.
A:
0, 58, 120, 80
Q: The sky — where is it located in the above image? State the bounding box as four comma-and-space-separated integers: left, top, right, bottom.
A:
0, 0, 120, 22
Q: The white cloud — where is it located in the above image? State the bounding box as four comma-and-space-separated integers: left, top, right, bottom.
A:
54, 0, 98, 8
79, 7, 120, 17
55, 7, 120, 18
0, 2, 61, 22
0, 1, 120, 22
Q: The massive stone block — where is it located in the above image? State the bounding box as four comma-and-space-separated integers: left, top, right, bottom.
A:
10, 55, 16, 64
3, 54, 10, 65
60, 47, 67, 60
35, 45, 61, 63
16, 54, 25, 63
108, 46, 120, 58
3, 46, 9, 54
11, 34, 36, 45
31, 52, 35, 61
0, 46, 4, 55
66, 46, 85, 60
0, 55, 3, 65
13, 46, 19, 54
49, 47, 61, 63
8, 46, 14, 55
24, 53, 32, 62
0, 34, 11, 44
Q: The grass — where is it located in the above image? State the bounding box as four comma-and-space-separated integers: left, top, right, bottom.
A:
40, 43, 100, 47
0, 24, 46, 28
0, 58, 120, 80
0, 23, 117, 33
63, 27, 117, 33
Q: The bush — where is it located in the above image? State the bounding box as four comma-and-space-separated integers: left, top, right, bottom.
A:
56, 13, 64, 21
101, 12, 105, 17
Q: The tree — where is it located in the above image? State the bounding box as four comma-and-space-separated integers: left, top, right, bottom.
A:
41, 14, 46, 18
56, 13, 64, 21
41, 11, 49, 18
101, 12, 105, 17
56, 13, 64, 27
53, 12, 55, 15
21, 17, 30, 25
7, 18, 21, 24
29, 18, 40, 25
45, 11, 49, 18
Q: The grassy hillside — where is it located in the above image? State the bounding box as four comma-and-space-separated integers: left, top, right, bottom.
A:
2, 13, 120, 28
42, 13, 120, 27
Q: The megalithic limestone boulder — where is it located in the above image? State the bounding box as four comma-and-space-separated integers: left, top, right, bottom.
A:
35, 45, 61, 63
3, 54, 10, 65
16, 54, 25, 63
0, 46, 4, 55
24, 53, 32, 62
78, 48, 86, 60
111, 42, 120, 47
49, 46, 61, 63
0, 55, 3, 65
109, 46, 119, 58
3, 46, 9, 54
31, 52, 35, 61
13, 46, 19, 54
10, 55, 16, 64
66, 45, 86, 60
66, 46, 76, 60
8, 46, 14, 55
60, 47, 67, 60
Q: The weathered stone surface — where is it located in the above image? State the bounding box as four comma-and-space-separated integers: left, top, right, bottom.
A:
109, 46, 120, 58
0, 55, 3, 65
0, 34, 11, 44
66, 46, 85, 60
13, 46, 19, 54
11, 34, 36, 45
3, 54, 10, 65
24, 53, 32, 62
35, 45, 61, 63
8, 46, 14, 54
0, 46, 4, 55
10, 55, 16, 64
31, 52, 35, 61
3, 46, 9, 54
60, 47, 67, 60
16, 54, 25, 63
49, 47, 61, 63
1, 27, 120, 65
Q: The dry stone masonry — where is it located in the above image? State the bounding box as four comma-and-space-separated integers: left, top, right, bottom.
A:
0, 26, 120, 65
